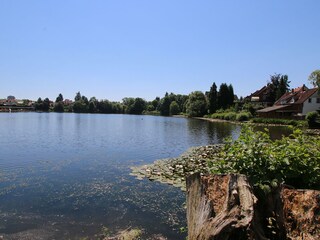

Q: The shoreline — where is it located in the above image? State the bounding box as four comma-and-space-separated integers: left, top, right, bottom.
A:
130, 144, 224, 191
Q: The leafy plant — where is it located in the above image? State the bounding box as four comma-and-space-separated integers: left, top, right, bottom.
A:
236, 111, 252, 121
251, 118, 307, 127
209, 126, 320, 191
306, 111, 319, 122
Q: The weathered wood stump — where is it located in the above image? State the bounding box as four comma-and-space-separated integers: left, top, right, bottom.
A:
186, 173, 320, 240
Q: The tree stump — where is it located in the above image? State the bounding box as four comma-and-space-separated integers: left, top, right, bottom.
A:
186, 173, 258, 240
186, 173, 320, 240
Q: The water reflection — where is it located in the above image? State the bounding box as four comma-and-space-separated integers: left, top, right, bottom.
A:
187, 119, 241, 145
0, 113, 291, 239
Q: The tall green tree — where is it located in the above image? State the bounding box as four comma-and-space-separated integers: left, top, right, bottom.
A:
73, 101, 88, 113
88, 97, 98, 113
227, 84, 234, 107
35, 97, 43, 111
208, 82, 218, 113
308, 69, 320, 88
175, 94, 188, 113
217, 83, 229, 110
74, 92, 82, 102
42, 98, 50, 112
55, 93, 63, 103
268, 73, 290, 102
130, 98, 146, 114
186, 91, 208, 117
54, 102, 64, 112
122, 97, 135, 114
169, 101, 180, 115
276, 75, 290, 99
159, 93, 171, 116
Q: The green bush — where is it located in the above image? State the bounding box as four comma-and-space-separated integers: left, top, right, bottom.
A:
251, 118, 306, 127
236, 111, 252, 121
209, 126, 320, 191
306, 111, 319, 123
224, 112, 237, 121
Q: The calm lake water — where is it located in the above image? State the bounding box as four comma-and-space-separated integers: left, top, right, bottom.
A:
0, 113, 289, 239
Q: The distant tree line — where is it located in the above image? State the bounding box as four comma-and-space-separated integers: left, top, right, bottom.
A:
33, 72, 296, 117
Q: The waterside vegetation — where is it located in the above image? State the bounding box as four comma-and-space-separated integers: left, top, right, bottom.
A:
131, 126, 320, 194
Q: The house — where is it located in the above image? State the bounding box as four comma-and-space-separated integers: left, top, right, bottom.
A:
257, 85, 320, 119
245, 84, 275, 106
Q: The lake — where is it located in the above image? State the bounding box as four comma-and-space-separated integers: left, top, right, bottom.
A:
0, 113, 288, 239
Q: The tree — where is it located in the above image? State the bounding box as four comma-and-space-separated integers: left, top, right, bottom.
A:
308, 70, 320, 88
97, 100, 113, 113
89, 97, 98, 113
130, 98, 146, 114
268, 73, 290, 102
217, 83, 230, 110
151, 97, 160, 111
35, 97, 43, 111
276, 75, 290, 100
169, 101, 180, 115
74, 92, 82, 102
73, 101, 88, 113
159, 93, 171, 116
55, 93, 63, 103
175, 94, 189, 113
208, 82, 218, 113
186, 91, 208, 117
81, 95, 89, 105
54, 102, 64, 112
227, 84, 234, 108
122, 97, 135, 114
42, 98, 50, 112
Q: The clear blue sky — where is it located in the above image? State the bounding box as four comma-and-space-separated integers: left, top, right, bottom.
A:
1, 0, 319, 101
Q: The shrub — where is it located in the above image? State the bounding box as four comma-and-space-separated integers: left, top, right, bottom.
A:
209, 126, 320, 191
224, 112, 237, 121
236, 111, 252, 121
306, 111, 319, 123
251, 118, 307, 127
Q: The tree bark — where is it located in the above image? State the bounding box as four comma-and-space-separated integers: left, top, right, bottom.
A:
186, 173, 319, 240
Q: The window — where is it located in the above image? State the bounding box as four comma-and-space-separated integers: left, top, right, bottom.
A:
308, 98, 312, 103
317, 98, 320, 103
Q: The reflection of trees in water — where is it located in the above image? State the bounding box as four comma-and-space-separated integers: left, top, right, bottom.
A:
187, 119, 291, 144
187, 119, 241, 145
253, 126, 292, 140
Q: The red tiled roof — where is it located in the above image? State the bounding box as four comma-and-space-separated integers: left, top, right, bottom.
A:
274, 86, 318, 105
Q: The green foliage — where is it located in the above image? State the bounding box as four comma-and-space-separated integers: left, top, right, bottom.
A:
169, 101, 180, 115
186, 91, 208, 117
264, 73, 291, 103
73, 100, 88, 113
224, 112, 237, 121
217, 83, 234, 110
159, 94, 171, 116
55, 93, 63, 103
306, 111, 319, 123
251, 118, 307, 127
209, 111, 252, 122
131, 98, 147, 114
208, 82, 218, 113
53, 101, 64, 112
74, 91, 82, 101
209, 126, 320, 190
308, 69, 320, 88
35, 97, 50, 112
306, 111, 320, 128
236, 111, 252, 121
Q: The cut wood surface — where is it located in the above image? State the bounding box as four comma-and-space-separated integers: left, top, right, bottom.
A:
186, 173, 320, 240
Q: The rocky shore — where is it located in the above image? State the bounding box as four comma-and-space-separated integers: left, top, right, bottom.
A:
130, 145, 223, 191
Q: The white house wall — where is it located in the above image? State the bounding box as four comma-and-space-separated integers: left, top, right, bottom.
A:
302, 92, 320, 115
